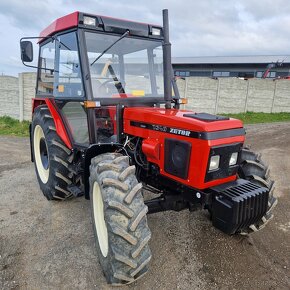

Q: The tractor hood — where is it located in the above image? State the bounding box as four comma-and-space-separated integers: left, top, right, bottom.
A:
123, 107, 244, 134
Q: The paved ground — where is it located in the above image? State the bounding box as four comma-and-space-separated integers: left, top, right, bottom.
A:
0, 122, 290, 290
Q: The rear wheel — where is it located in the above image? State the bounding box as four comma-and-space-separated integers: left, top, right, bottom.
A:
238, 147, 277, 234
89, 153, 152, 285
32, 105, 76, 200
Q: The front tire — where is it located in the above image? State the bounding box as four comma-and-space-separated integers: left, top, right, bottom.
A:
89, 153, 152, 285
238, 147, 277, 234
32, 105, 75, 200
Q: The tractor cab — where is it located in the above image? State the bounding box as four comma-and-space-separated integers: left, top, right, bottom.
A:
21, 12, 170, 146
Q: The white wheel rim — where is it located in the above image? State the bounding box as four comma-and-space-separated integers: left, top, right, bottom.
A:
34, 125, 49, 184
93, 182, 109, 257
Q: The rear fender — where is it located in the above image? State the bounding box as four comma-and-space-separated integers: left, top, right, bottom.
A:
83, 143, 125, 199
32, 98, 72, 149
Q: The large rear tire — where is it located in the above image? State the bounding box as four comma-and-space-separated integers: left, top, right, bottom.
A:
89, 153, 152, 285
32, 105, 75, 200
238, 147, 277, 234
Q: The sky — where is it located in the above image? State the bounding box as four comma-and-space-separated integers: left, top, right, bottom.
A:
2, 0, 290, 76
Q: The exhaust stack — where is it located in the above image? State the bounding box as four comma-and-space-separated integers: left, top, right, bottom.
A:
162, 9, 172, 109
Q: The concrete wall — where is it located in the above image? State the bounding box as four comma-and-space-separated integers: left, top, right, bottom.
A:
178, 77, 290, 114
21, 73, 37, 121
0, 73, 36, 121
1, 74, 290, 121
0, 76, 19, 119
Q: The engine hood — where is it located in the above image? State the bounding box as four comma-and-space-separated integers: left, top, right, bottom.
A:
123, 107, 243, 133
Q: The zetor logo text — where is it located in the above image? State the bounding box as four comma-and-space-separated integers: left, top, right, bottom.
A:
170, 128, 191, 136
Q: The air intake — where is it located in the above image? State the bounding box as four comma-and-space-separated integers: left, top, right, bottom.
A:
164, 138, 191, 179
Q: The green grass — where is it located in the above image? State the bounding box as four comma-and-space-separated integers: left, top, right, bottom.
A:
0, 116, 30, 137
223, 112, 290, 124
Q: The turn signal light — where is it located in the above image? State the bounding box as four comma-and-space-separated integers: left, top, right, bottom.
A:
176, 98, 188, 104
83, 101, 101, 108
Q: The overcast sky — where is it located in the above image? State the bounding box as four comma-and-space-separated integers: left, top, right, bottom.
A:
1, 0, 290, 76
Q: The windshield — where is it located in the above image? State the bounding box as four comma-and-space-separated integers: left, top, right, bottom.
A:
85, 32, 164, 99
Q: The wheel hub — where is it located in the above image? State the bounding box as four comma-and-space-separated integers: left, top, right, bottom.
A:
39, 137, 49, 170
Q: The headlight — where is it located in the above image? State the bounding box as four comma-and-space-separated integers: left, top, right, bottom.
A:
229, 152, 238, 166
209, 155, 220, 171
151, 27, 161, 36
84, 16, 96, 26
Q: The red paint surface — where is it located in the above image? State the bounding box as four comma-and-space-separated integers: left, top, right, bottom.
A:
39, 12, 79, 41
32, 98, 72, 149
123, 107, 245, 189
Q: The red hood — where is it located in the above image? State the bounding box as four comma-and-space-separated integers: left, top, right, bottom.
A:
123, 107, 243, 132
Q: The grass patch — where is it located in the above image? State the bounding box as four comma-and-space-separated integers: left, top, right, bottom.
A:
0, 116, 30, 137
223, 112, 290, 124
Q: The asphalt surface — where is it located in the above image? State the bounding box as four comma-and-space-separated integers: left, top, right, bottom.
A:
0, 122, 290, 290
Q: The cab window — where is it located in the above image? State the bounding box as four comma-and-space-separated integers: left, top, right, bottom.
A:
55, 32, 83, 98
37, 40, 55, 94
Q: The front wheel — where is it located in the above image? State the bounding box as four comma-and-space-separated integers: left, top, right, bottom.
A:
89, 153, 152, 285
238, 147, 277, 234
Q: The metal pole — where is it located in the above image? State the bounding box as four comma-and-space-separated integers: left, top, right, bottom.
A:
19, 73, 24, 122
162, 9, 172, 109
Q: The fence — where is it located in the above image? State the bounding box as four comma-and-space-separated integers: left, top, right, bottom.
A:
0, 73, 36, 121
177, 77, 290, 114
1, 73, 290, 121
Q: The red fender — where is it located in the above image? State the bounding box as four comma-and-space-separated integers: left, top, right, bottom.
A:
32, 98, 72, 149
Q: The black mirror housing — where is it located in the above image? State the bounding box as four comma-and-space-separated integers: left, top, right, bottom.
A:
20, 41, 33, 62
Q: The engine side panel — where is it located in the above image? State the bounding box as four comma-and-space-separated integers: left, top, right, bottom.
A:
123, 107, 245, 189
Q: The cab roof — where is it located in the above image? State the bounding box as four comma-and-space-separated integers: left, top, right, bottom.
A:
39, 11, 163, 42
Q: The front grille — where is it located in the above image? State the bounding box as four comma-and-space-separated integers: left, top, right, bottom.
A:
164, 138, 191, 179
210, 179, 269, 234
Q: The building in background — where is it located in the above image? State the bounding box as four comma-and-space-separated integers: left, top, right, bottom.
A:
172, 55, 290, 78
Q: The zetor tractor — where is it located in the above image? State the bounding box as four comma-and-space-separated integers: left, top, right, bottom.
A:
20, 10, 277, 285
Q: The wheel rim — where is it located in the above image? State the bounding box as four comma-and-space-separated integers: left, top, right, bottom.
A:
93, 182, 109, 257
34, 125, 49, 184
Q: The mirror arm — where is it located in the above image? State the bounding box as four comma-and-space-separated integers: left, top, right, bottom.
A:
20, 36, 52, 70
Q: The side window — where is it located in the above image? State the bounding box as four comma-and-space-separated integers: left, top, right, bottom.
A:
61, 102, 89, 145
55, 32, 83, 97
37, 40, 55, 94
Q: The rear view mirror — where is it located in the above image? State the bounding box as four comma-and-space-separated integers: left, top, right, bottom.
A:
20, 41, 33, 62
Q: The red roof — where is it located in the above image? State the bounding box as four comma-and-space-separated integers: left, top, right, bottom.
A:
39, 11, 161, 43
39, 11, 79, 40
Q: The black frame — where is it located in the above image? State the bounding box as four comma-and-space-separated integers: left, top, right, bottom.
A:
205, 142, 242, 182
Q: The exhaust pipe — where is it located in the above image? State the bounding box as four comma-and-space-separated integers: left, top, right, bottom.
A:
162, 9, 172, 109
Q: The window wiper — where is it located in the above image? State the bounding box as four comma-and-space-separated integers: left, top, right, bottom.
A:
90, 30, 129, 66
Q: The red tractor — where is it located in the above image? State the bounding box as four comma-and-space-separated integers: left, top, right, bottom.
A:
20, 10, 277, 285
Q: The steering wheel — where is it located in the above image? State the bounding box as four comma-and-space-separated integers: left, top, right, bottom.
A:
99, 78, 124, 94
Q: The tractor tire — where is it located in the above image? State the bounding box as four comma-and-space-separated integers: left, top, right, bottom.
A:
32, 105, 75, 200
89, 153, 152, 285
238, 147, 277, 234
